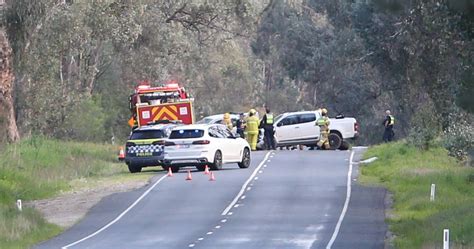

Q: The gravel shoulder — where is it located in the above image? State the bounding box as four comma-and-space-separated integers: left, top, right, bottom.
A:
26, 174, 153, 228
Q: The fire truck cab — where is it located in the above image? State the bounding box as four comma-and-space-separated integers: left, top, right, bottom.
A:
129, 81, 194, 127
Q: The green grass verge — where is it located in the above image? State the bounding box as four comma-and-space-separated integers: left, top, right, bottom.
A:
360, 141, 474, 249
0, 137, 148, 249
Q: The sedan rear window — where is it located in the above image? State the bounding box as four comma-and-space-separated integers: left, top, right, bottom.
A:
130, 130, 166, 140
170, 129, 205, 139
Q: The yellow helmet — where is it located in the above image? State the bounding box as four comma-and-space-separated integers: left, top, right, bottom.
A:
224, 113, 230, 119
321, 108, 328, 114
249, 109, 256, 115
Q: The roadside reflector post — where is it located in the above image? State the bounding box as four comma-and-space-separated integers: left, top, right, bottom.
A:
430, 183, 436, 202
16, 199, 22, 211
443, 229, 449, 249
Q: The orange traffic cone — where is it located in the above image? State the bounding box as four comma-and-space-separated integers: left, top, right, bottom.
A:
204, 165, 210, 175
185, 170, 193, 181
167, 167, 173, 177
209, 172, 216, 181
118, 146, 125, 161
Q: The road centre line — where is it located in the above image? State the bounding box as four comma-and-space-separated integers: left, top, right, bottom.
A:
61, 174, 168, 249
221, 151, 272, 215
326, 150, 355, 249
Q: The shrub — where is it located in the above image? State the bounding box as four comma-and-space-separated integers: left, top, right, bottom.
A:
443, 111, 474, 163
407, 104, 441, 150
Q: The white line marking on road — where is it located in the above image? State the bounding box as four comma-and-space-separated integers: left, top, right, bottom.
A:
234, 204, 240, 208
198, 238, 204, 241
352, 146, 368, 149
259, 170, 263, 173
254, 177, 259, 180
228, 212, 233, 215
326, 150, 355, 249
62, 174, 169, 249
241, 195, 246, 200
189, 244, 195, 247
246, 187, 251, 191
215, 225, 221, 229
221, 219, 227, 223
207, 231, 213, 235
221, 151, 272, 215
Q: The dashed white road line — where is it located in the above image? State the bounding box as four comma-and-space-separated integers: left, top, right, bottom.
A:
326, 150, 355, 249
62, 174, 169, 249
221, 151, 272, 215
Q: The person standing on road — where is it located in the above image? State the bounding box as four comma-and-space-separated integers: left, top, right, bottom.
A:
382, 110, 395, 142
316, 108, 330, 150
236, 113, 246, 139
260, 107, 276, 150
223, 113, 233, 130
245, 109, 260, 151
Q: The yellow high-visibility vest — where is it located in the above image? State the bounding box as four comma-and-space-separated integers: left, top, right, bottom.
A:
266, 114, 274, 125
389, 115, 395, 125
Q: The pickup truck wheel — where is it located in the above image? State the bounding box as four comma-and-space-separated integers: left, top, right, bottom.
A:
128, 164, 142, 173
238, 148, 251, 168
339, 140, 350, 150
328, 133, 342, 150
210, 150, 223, 170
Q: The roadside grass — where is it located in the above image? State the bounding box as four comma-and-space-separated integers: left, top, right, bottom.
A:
0, 137, 152, 249
360, 141, 474, 249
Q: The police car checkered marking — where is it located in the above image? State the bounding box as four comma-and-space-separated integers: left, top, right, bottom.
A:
127, 144, 163, 154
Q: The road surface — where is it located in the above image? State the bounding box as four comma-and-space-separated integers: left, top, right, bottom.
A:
35, 148, 387, 249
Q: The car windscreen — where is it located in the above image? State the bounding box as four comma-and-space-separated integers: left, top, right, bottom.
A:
169, 129, 205, 139
130, 130, 166, 140
196, 118, 213, 124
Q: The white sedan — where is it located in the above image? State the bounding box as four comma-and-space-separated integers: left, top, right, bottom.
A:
163, 124, 251, 172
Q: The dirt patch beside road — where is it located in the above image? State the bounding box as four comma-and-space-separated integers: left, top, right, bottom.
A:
27, 175, 152, 228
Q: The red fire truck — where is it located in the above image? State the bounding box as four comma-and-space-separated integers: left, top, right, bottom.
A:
128, 81, 194, 127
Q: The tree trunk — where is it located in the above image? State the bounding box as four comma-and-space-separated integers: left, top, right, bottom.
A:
0, 28, 20, 143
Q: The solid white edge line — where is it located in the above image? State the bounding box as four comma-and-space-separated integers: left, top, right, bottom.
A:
326, 150, 355, 249
221, 151, 272, 215
62, 174, 169, 249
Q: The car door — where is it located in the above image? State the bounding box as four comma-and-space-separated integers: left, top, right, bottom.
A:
298, 113, 319, 140
217, 126, 240, 162
274, 114, 300, 143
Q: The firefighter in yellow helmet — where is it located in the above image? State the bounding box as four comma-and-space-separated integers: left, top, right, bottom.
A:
316, 108, 330, 149
223, 112, 233, 130
245, 109, 260, 151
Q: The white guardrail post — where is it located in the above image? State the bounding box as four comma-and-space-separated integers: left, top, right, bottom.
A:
16, 199, 22, 211
443, 229, 449, 249
430, 183, 436, 201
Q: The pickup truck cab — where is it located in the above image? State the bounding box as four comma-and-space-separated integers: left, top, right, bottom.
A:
273, 110, 358, 150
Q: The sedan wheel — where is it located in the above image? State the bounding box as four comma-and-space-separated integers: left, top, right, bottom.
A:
210, 150, 223, 170
238, 148, 251, 168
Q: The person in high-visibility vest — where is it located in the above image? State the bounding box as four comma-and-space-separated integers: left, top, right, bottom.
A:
223, 112, 233, 130
260, 107, 276, 150
245, 109, 260, 151
316, 108, 330, 149
383, 110, 395, 142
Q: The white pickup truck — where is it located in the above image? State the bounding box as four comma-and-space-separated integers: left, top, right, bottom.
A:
272, 110, 358, 150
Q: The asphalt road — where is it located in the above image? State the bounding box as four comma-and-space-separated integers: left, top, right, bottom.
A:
35, 148, 386, 249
